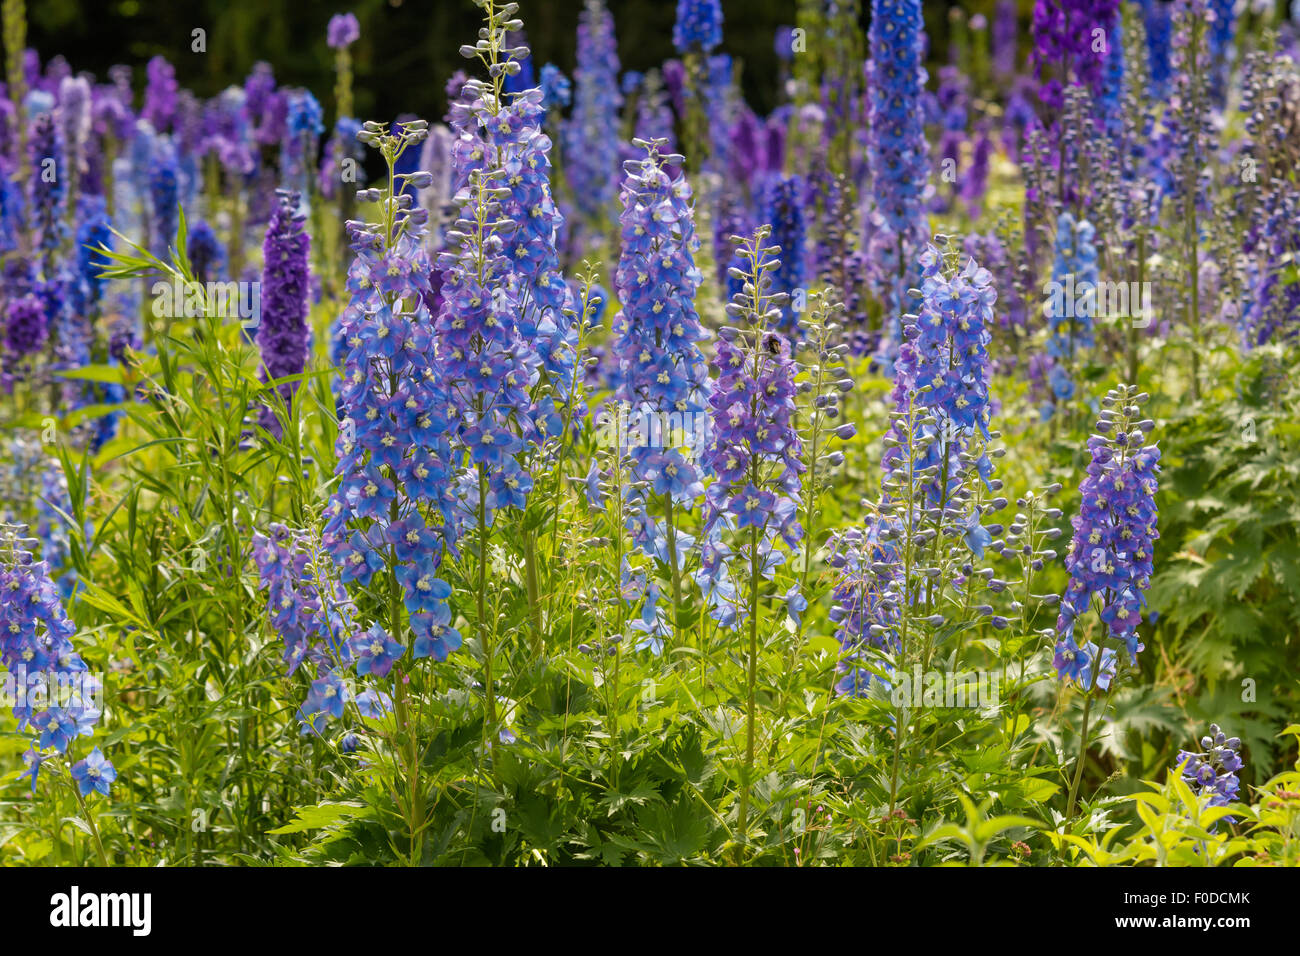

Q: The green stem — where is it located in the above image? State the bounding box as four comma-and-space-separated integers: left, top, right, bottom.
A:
70, 779, 110, 868
738, 522, 761, 844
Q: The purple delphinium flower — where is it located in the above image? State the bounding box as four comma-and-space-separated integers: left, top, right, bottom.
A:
244, 62, 286, 149
1176, 724, 1244, 821
28, 110, 68, 272
1054, 385, 1160, 679
256, 190, 311, 438
327, 12, 361, 50
1030, 0, 1120, 113
3, 294, 47, 382
56, 75, 92, 200
186, 218, 226, 285
142, 55, 178, 133
697, 228, 805, 627
992, 0, 1019, 79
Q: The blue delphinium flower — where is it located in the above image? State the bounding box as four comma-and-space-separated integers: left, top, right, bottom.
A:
76, 201, 114, 307
827, 520, 900, 695
539, 63, 572, 111
762, 176, 807, 334
612, 139, 709, 491
609, 139, 710, 620
866, 0, 930, 363
0, 526, 101, 757
1043, 212, 1098, 415
251, 523, 358, 678
1177, 724, 1243, 820
256, 190, 311, 439
327, 120, 461, 675
70, 747, 117, 798
673, 0, 724, 54
438, 48, 577, 521
565, 0, 622, 223
283, 89, 324, 213
1054, 385, 1160, 678
148, 136, 180, 259
882, 243, 996, 508
1141, 0, 1172, 99
697, 228, 805, 627
1206, 0, 1236, 102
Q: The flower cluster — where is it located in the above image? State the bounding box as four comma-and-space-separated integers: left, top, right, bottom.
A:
251, 523, 357, 676
256, 189, 311, 438
762, 175, 807, 335
1054, 385, 1160, 680
1, 525, 105, 792
697, 228, 805, 627
827, 520, 900, 695
438, 67, 574, 517
1043, 212, 1098, 411
565, 0, 622, 223
143, 55, 179, 132
1029, 0, 1120, 112
672, 0, 724, 55
866, 0, 930, 360
611, 138, 709, 496
325, 121, 463, 687
1176, 724, 1243, 812
327, 12, 361, 51
882, 243, 996, 508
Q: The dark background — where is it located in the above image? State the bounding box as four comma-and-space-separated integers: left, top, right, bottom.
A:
26, 0, 969, 123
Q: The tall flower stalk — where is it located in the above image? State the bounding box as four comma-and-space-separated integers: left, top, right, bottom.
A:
611, 137, 709, 623
700, 227, 804, 843
256, 189, 311, 438
1055, 383, 1160, 821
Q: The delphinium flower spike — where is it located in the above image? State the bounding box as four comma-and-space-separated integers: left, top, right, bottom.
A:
1058, 383, 1160, 820
565, 0, 622, 231
1177, 724, 1244, 824
866, 0, 930, 367
1, 522, 106, 792
698, 226, 804, 842
256, 189, 311, 439
610, 137, 709, 628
